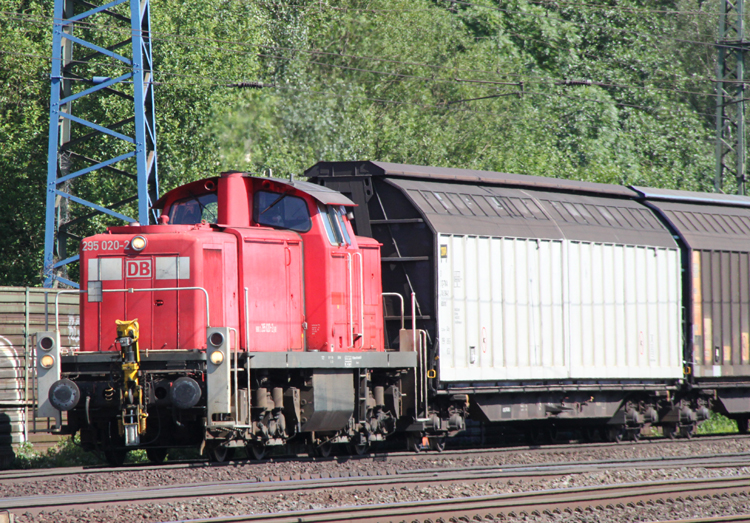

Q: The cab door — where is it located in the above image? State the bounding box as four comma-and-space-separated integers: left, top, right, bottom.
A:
321, 205, 361, 351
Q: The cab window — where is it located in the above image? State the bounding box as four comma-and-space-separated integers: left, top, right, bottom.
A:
334, 207, 352, 244
320, 205, 351, 245
169, 193, 218, 224
254, 191, 312, 232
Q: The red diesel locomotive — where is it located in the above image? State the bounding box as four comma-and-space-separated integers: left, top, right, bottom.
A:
36, 172, 420, 464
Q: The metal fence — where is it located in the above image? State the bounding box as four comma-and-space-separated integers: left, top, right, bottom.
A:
0, 287, 79, 468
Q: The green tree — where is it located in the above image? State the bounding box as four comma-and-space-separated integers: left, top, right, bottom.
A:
0, 0, 267, 285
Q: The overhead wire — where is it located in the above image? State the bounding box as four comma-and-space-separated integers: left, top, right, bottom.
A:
0, 41, 718, 108
525, 0, 720, 17
448, 0, 722, 47
0, 5, 720, 89
0, 41, 714, 129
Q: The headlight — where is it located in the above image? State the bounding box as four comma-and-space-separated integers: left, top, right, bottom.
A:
209, 332, 224, 346
209, 350, 224, 365
40, 355, 55, 369
131, 236, 147, 251
39, 336, 54, 351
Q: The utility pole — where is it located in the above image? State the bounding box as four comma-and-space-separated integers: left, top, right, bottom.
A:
716, 0, 748, 195
44, 0, 159, 288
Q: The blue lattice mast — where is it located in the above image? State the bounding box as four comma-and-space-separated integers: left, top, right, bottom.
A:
44, 0, 159, 288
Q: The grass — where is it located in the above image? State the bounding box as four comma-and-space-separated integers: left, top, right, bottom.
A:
697, 412, 739, 435
13, 435, 107, 469
12, 434, 204, 469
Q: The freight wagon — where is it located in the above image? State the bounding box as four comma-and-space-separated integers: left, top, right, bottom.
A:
309, 161, 750, 442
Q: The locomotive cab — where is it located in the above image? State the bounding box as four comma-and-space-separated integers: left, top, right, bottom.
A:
40, 172, 416, 464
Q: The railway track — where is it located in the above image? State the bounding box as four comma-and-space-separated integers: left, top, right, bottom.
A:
158, 476, 750, 523
2, 431, 747, 485
4, 448, 750, 512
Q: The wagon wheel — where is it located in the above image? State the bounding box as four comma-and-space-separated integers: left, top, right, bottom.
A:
736, 416, 749, 434
104, 449, 128, 467
429, 436, 447, 453
606, 427, 625, 443
209, 445, 235, 463
663, 423, 679, 440
146, 447, 168, 464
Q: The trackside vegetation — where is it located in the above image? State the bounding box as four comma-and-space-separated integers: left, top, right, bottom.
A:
10, 412, 740, 468
0, 0, 731, 286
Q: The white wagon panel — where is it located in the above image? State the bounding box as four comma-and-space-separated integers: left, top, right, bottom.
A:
437, 234, 683, 382
438, 234, 567, 382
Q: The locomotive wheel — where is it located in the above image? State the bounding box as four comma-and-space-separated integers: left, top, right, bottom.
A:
585, 427, 601, 442
310, 441, 334, 458
104, 449, 128, 467
548, 426, 562, 444
528, 427, 546, 445
406, 434, 422, 453
347, 441, 369, 456
606, 427, 625, 443
247, 443, 266, 461
429, 436, 447, 453
146, 447, 168, 464
209, 445, 235, 463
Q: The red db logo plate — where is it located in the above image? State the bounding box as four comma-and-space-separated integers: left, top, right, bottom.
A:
126, 259, 152, 278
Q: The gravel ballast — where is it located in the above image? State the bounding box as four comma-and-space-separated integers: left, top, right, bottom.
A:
6, 437, 750, 523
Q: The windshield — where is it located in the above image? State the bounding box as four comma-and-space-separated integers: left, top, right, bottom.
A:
168, 193, 218, 224
254, 190, 312, 232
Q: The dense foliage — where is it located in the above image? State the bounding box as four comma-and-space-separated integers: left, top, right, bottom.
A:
0, 0, 729, 285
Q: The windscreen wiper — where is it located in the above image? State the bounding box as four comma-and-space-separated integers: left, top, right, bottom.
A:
260, 192, 289, 215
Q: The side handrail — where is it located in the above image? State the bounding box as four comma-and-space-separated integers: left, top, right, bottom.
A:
54, 290, 85, 333
229, 327, 239, 426
102, 287, 211, 327
54, 286, 210, 335
353, 252, 364, 349
381, 292, 405, 330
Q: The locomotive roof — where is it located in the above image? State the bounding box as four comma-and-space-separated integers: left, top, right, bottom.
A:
305, 160, 637, 198
153, 174, 355, 210
268, 177, 356, 206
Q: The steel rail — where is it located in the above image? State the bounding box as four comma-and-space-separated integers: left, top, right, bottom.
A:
3, 440, 750, 484
156, 476, 750, 523
652, 516, 750, 523
4, 454, 750, 511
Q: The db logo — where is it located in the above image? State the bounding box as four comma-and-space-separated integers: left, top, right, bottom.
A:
126, 259, 152, 278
